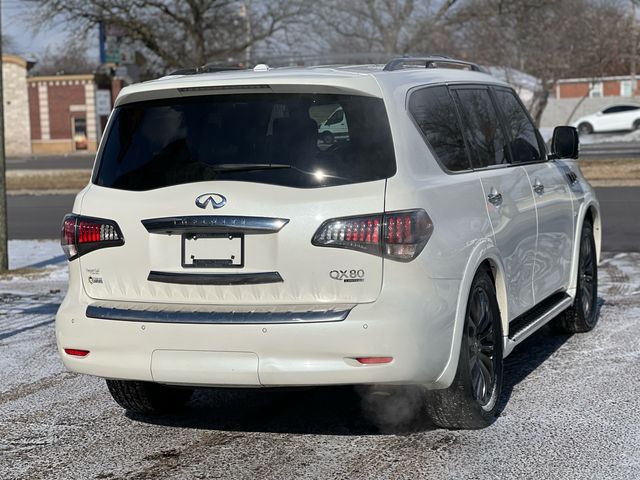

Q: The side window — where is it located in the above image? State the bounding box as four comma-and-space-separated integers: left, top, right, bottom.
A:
494, 89, 543, 164
454, 88, 508, 168
408, 86, 470, 171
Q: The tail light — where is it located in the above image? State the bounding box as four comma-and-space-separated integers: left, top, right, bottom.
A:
61, 214, 124, 261
311, 209, 433, 262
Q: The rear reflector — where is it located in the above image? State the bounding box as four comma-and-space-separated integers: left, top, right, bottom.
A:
312, 209, 433, 262
355, 357, 393, 364
61, 214, 124, 261
64, 348, 90, 357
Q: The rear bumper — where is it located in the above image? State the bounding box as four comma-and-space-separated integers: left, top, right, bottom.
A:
56, 274, 461, 388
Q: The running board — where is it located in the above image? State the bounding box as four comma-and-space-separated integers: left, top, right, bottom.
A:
504, 292, 573, 356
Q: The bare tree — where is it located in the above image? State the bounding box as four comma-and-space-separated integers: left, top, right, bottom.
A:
1, 34, 15, 52
25, 0, 310, 73
309, 0, 461, 62
31, 37, 100, 75
455, 0, 632, 124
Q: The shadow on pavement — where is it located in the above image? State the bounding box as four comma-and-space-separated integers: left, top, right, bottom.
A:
128, 298, 604, 436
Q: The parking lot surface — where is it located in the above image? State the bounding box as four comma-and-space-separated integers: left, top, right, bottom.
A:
0, 251, 638, 479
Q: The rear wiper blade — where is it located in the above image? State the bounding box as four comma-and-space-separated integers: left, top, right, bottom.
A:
208, 163, 291, 172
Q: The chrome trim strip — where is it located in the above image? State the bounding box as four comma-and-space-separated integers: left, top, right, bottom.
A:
147, 271, 283, 285
86, 305, 351, 324
142, 216, 289, 235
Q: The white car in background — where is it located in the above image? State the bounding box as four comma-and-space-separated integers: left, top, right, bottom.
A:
573, 104, 640, 134
56, 57, 601, 430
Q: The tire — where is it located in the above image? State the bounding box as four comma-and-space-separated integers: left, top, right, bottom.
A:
633, 119, 640, 130
577, 122, 593, 135
425, 266, 503, 429
550, 220, 598, 334
320, 131, 334, 144
106, 379, 194, 414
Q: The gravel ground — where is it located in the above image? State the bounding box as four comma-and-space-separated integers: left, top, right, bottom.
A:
0, 251, 639, 479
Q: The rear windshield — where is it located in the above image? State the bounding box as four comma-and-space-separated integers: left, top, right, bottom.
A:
93, 93, 396, 190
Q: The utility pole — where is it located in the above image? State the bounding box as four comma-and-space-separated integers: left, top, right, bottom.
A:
632, 0, 638, 96
0, 3, 8, 272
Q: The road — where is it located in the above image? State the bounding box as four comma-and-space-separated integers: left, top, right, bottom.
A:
0, 252, 638, 479
7, 154, 95, 171
580, 142, 640, 158
8, 187, 640, 251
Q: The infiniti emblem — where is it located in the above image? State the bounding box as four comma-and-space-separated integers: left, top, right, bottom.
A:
195, 193, 227, 209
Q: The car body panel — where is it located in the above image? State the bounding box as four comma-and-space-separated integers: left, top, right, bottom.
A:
78, 181, 386, 305
478, 166, 537, 319
523, 161, 575, 302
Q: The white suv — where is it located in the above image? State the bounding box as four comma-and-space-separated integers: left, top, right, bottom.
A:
56, 57, 601, 429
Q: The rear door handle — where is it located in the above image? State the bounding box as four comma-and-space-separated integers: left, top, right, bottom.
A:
533, 179, 544, 195
487, 188, 503, 206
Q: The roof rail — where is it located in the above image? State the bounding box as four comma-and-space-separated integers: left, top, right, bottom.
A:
383, 56, 483, 72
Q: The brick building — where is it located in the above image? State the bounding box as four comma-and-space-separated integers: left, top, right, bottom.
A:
2, 54, 33, 156
556, 75, 639, 99
28, 74, 113, 154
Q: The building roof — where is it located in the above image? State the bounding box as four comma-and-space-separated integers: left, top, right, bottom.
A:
27, 74, 96, 83
2, 54, 35, 70
557, 75, 635, 84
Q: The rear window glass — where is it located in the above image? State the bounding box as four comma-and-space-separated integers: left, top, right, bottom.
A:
94, 93, 396, 190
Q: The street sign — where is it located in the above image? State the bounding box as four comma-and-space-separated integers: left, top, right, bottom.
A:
96, 90, 112, 116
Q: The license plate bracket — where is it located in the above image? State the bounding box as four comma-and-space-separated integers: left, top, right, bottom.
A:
181, 233, 244, 268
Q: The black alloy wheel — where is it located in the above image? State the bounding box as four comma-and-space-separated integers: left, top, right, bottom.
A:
578, 227, 597, 327
551, 220, 599, 334
466, 286, 499, 408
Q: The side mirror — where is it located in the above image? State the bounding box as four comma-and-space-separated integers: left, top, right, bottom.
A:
549, 126, 579, 160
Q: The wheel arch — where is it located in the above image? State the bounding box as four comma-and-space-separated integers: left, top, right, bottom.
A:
568, 201, 601, 295
431, 240, 509, 389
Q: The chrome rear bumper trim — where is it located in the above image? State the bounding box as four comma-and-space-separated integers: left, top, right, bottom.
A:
86, 305, 351, 324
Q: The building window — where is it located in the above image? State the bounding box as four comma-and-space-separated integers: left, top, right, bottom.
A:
73, 117, 88, 150
621, 80, 633, 97
589, 81, 603, 98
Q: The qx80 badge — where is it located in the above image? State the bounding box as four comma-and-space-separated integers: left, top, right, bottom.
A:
330, 269, 365, 283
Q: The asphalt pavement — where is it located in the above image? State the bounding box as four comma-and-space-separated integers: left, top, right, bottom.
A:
580, 142, 640, 158
7, 154, 95, 171
8, 187, 639, 251
0, 251, 638, 479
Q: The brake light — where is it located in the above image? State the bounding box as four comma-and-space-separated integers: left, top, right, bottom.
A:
312, 209, 433, 262
61, 214, 124, 261
64, 348, 90, 357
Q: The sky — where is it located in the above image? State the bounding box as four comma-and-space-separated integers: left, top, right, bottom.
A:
1, 0, 92, 59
